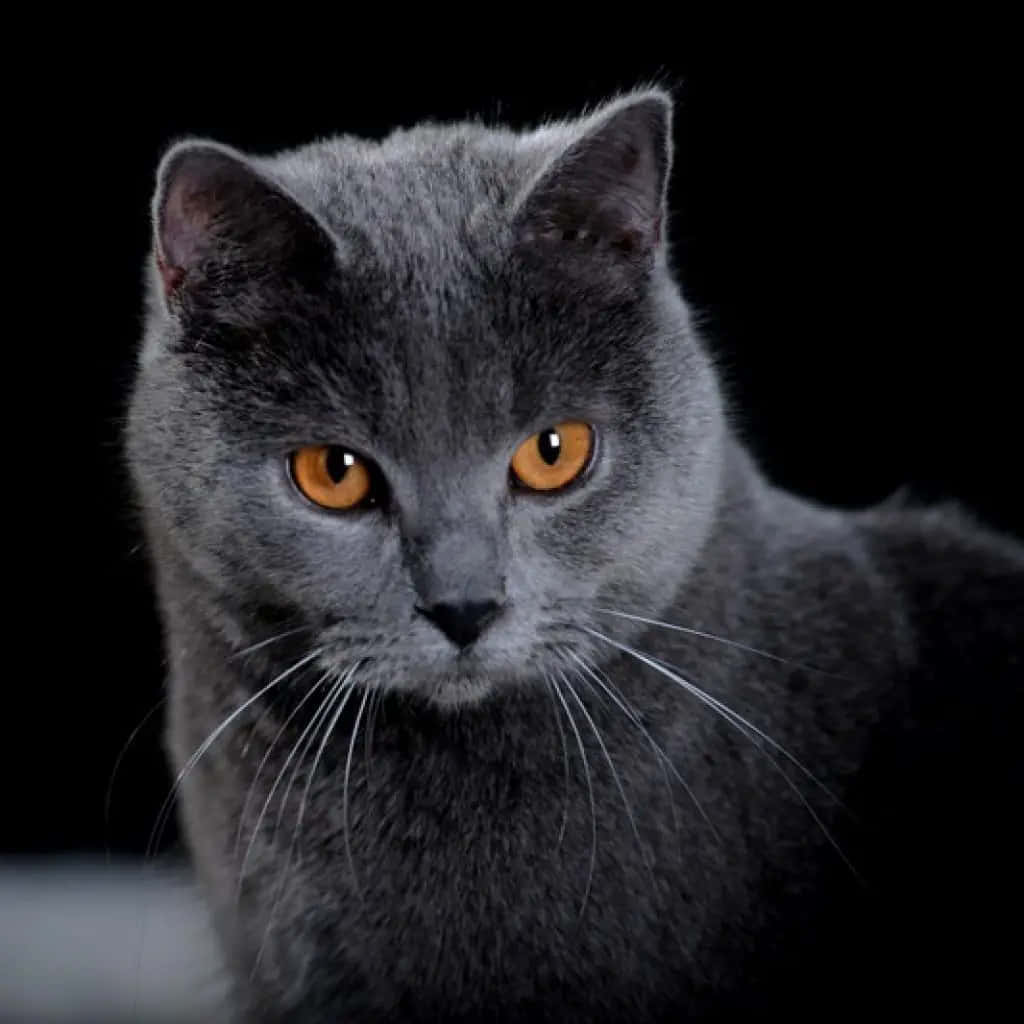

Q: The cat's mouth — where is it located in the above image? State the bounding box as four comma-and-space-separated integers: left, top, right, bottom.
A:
313, 606, 576, 707
407, 646, 511, 706
315, 637, 538, 708
428, 672, 499, 706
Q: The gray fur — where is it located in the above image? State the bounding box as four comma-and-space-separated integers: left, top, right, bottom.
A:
126, 90, 1023, 1021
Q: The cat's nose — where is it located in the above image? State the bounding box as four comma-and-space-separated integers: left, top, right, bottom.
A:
416, 599, 503, 648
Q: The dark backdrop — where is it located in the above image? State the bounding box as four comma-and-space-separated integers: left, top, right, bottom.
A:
8, 41, 1019, 857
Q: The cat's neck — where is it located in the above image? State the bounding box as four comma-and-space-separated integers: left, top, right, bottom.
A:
670, 434, 770, 618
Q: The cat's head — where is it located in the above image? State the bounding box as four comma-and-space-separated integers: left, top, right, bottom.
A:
128, 90, 725, 705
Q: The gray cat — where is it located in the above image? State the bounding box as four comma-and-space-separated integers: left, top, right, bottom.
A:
126, 90, 1023, 1022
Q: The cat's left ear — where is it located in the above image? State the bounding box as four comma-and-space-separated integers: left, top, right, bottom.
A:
150, 139, 336, 322
513, 90, 672, 293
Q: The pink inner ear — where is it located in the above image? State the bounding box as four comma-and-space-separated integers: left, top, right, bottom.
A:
157, 169, 219, 300
156, 251, 186, 298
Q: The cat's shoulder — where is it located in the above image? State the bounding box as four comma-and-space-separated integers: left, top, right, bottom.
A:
855, 494, 1024, 595
844, 497, 1022, 1007
737, 479, 1023, 677
853, 495, 1024, 674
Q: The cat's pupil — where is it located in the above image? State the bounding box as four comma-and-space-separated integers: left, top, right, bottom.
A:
538, 430, 561, 465
325, 447, 354, 484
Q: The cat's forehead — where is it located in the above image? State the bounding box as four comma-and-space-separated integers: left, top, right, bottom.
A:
237, 129, 643, 441
206, 245, 647, 466
174, 113, 665, 453
265, 125, 550, 261
272, 266, 635, 460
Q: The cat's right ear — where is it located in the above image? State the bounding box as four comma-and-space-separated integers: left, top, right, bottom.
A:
512, 91, 673, 300
152, 140, 335, 317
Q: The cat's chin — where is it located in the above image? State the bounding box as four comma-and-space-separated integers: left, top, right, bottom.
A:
331, 641, 541, 709
424, 673, 501, 708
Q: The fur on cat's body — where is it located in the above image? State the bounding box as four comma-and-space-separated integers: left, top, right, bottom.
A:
128, 92, 1023, 1021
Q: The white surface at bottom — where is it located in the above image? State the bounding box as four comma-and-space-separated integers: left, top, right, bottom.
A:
0, 858, 230, 1023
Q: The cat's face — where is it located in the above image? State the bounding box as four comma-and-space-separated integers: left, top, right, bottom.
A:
129, 92, 724, 705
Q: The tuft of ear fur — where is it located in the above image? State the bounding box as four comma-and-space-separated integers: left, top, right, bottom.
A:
513, 91, 673, 294
152, 141, 335, 318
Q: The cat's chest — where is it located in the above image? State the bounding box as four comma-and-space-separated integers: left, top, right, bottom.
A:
236, 715, 867, 1023
188, 661, 894, 1022
258, 768, 719, 1019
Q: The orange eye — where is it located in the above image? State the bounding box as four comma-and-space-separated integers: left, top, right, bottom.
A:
510, 421, 594, 492
291, 445, 373, 510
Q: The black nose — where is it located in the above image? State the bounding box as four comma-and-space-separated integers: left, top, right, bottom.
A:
417, 600, 502, 648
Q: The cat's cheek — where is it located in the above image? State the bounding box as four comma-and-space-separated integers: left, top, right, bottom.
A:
220, 457, 393, 616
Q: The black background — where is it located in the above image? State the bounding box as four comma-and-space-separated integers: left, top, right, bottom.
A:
7, 36, 1019, 857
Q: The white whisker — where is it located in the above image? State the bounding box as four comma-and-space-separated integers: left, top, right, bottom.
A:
593, 606, 850, 681
560, 669, 655, 882
565, 648, 719, 844
148, 646, 324, 860
105, 696, 166, 862
542, 672, 572, 850
233, 671, 332, 866
583, 626, 845, 810
363, 687, 383, 794
230, 626, 311, 661
254, 668, 359, 974
296, 671, 362, 867
583, 626, 862, 882
547, 674, 598, 919
238, 668, 349, 899
343, 684, 372, 906
240, 692, 284, 762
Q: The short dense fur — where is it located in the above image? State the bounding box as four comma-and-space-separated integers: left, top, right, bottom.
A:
127, 92, 1023, 1021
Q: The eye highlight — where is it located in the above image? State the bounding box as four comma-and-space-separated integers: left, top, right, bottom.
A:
291, 445, 374, 510
511, 421, 594, 492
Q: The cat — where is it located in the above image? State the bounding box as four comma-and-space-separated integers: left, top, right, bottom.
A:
126, 89, 1024, 1022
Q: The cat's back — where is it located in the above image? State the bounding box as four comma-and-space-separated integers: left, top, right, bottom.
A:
688, 476, 1024, 1017
851, 499, 1023, 1013
710, 453, 1024, 675
857, 496, 1024, 649
730, 476, 1023, 782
